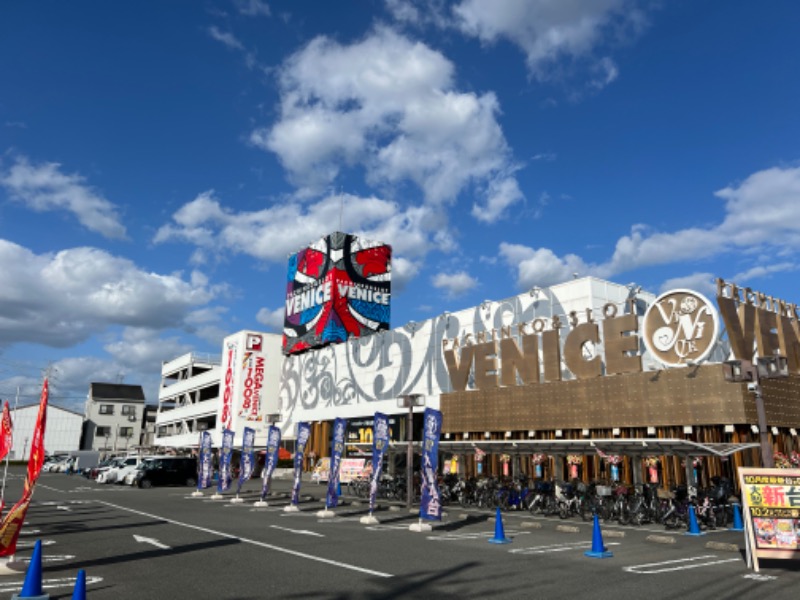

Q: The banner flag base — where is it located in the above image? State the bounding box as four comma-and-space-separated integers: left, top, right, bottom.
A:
685, 506, 705, 536
317, 508, 336, 518
409, 518, 432, 532
190, 491, 204, 497
229, 496, 244, 504
253, 500, 268, 507
731, 504, 744, 532
584, 515, 613, 558
210, 494, 224, 500
0, 556, 27, 576
283, 504, 299, 513
360, 513, 379, 525
11, 540, 49, 599
488, 507, 511, 544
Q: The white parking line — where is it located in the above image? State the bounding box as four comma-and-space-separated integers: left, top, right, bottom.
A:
0, 576, 102, 593
510, 541, 621, 555
97, 501, 392, 578
429, 530, 530, 541
624, 555, 741, 574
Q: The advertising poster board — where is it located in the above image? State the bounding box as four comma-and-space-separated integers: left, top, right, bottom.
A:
738, 467, 800, 571
283, 232, 391, 355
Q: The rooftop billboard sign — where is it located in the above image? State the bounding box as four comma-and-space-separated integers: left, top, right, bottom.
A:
283, 232, 391, 355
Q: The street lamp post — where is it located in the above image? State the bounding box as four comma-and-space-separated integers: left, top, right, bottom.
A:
723, 356, 789, 468
397, 394, 425, 508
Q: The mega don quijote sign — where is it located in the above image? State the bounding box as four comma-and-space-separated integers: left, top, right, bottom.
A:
217, 331, 281, 432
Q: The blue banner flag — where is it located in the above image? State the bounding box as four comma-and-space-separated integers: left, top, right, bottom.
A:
290, 422, 311, 506
369, 412, 390, 514
198, 431, 213, 490
260, 425, 281, 501
237, 427, 256, 494
419, 408, 443, 521
218, 428, 234, 493
326, 418, 347, 508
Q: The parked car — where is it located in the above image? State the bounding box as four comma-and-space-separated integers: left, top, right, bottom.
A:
135, 457, 198, 488
117, 455, 168, 485
99, 456, 141, 484
44, 456, 70, 472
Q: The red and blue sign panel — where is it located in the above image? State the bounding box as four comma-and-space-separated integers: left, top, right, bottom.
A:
283, 232, 391, 355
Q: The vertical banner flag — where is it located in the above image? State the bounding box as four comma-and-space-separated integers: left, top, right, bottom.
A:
0, 488, 33, 557
0, 401, 12, 462
260, 425, 281, 501
290, 422, 311, 506
419, 407, 443, 521
326, 418, 347, 508
237, 427, 256, 494
25, 378, 49, 493
218, 429, 234, 493
369, 412, 389, 514
198, 431, 212, 490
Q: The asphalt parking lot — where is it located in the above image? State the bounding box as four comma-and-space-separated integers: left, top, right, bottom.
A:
2, 468, 799, 599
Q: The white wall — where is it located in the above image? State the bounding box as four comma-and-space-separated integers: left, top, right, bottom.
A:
10, 404, 84, 460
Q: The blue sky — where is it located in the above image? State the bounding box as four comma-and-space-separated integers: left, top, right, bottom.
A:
1, 1, 799, 410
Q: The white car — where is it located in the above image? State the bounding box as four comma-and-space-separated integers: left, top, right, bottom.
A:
101, 456, 142, 484
95, 457, 127, 483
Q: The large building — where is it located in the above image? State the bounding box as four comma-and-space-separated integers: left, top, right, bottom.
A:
11, 403, 83, 459
82, 382, 146, 452
154, 237, 800, 489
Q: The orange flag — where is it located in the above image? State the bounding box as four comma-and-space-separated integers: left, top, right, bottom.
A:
24, 378, 48, 494
0, 487, 32, 557
0, 402, 11, 462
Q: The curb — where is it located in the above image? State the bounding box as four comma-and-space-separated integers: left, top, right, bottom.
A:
646, 534, 677, 544
520, 521, 543, 529
555, 524, 580, 533
603, 529, 625, 538
705, 541, 740, 553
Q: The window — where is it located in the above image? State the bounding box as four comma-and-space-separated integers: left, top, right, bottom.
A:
120, 427, 134, 438
122, 405, 136, 416
99, 404, 114, 415
96, 426, 111, 437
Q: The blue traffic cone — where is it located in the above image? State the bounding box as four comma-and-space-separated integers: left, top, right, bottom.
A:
731, 504, 744, 532
11, 539, 49, 600
488, 507, 511, 544
71, 570, 86, 600
685, 505, 705, 536
584, 514, 613, 558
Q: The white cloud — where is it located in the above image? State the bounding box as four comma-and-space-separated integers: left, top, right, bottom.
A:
235, 0, 270, 17
659, 273, 716, 297
256, 307, 285, 331
154, 190, 452, 290
499, 164, 800, 290
451, 0, 645, 82
0, 239, 219, 348
208, 26, 245, 51
431, 271, 478, 297
0, 156, 127, 240
253, 27, 523, 219
104, 328, 193, 373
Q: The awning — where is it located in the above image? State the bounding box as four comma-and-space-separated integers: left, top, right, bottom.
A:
352, 438, 759, 458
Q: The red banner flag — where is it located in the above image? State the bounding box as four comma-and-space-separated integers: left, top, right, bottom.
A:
0, 401, 12, 462
0, 487, 32, 557
24, 378, 49, 493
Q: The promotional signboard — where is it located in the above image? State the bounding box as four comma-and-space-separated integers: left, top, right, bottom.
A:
260, 425, 281, 501
217, 331, 281, 433
326, 418, 347, 507
198, 431, 212, 490
218, 429, 234, 494
290, 422, 311, 506
283, 231, 392, 355
738, 467, 800, 571
419, 408, 443, 521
